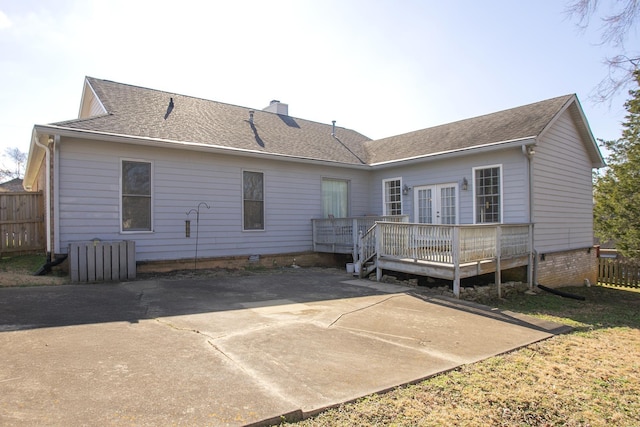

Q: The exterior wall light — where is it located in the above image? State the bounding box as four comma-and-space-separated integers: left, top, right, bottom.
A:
462, 177, 468, 191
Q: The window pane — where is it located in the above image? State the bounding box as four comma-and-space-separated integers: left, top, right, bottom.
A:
243, 171, 264, 230
384, 179, 402, 215
123, 162, 151, 195
122, 196, 151, 231
322, 179, 348, 218
475, 167, 500, 223
243, 171, 263, 201
441, 186, 456, 224
244, 200, 264, 230
122, 161, 151, 231
417, 188, 432, 223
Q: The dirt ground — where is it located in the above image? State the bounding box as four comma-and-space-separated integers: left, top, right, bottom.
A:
0, 272, 68, 287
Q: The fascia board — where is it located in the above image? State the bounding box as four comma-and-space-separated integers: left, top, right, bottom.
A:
77, 77, 107, 119
538, 95, 606, 169
32, 125, 372, 170
369, 137, 537, 169
23, 128, 47, 190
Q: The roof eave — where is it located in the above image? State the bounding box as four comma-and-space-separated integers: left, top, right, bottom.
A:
23, 128, 47, 190
538, 94, 606, 169
32, 125, 372, 170
369, 136, 537, 169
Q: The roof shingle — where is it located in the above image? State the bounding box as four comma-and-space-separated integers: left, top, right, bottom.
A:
49, 78, 584, 167
364, 95, 574, 164
57, 78, 372, 165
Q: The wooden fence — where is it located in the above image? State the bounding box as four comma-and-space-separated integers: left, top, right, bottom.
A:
0, 192, 45, 255
598, 258, 639, 288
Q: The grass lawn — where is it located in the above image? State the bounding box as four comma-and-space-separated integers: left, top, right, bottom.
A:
0, 254, 68, 287
286, 285, 640, 426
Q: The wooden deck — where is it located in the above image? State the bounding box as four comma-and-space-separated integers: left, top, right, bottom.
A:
311, 215, 409, 261
312, 217, 533, 298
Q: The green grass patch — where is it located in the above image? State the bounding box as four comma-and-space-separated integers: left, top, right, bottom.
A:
0, 253, 47, 274
494, 285, 640, 331
287, 285, 640, 427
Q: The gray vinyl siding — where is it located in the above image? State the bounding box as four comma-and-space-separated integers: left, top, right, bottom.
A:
532, 110, 594, 253
369, 148, 529, 224
57, 138, 370, 261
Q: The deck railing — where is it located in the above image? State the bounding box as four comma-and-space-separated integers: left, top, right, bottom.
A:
312, 215, 409, 260
375, 222, 532, 265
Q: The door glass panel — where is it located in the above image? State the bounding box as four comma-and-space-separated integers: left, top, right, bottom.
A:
417, 188, 433, 223
414, 184, 457, 225
440, 186, 456, 224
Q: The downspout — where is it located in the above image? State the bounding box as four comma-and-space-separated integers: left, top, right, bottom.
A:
33, 133, 52, 259
53, 135, 61, 255
523, 144, 537, 287
32, 133, 68, 275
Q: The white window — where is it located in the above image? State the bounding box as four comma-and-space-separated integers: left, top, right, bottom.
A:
243, 170, 264, 230
322, 178, 349, 218
121, 160, 152, 232
474, 165, 502, 224
383, 178, 402, 215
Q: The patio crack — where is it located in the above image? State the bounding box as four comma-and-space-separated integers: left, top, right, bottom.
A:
152, 319, 300, 406
327, 294, 402, 328
205, 340, 300, 407
153, 318, 218, 341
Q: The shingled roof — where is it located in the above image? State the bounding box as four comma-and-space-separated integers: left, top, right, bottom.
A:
39, 77, 601, 168
364, 94, 576, 164
54, 77, 372, 165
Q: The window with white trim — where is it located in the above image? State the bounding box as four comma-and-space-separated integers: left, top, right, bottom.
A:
322, 178, 349, 218
383, 178, 402, 215
243, 170, 264, 230
121, 160, 152, 232
474, 165, 501, 223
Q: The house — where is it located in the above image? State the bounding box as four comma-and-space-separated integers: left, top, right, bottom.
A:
0, 178, 25, 192
24, 77, 604, 291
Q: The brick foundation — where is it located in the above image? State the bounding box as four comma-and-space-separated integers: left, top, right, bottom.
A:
535, 247, 597, 288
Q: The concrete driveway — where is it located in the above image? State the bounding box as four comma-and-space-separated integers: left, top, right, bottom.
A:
0, 268, 568, 426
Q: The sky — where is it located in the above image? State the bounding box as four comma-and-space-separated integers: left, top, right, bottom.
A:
1, 0, 638, 170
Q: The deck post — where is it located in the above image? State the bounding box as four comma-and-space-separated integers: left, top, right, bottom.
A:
452, 226, 460, 298
357, 230, 364, 278
495, 226, 502, 298
352, 218, 359, 264
312, 219, 317, 252
375, 223, 382, 281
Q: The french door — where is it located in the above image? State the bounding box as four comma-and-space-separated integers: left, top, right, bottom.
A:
413, 184, 458, 224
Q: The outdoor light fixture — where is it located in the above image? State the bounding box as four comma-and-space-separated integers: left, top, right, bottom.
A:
402, 184, 410, 195
462, 177, 468, 191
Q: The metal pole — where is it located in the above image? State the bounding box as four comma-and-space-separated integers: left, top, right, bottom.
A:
186, 202, 210, 271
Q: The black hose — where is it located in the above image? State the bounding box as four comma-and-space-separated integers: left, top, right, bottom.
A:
34, 254, 68, 276
537, 284, 586, 301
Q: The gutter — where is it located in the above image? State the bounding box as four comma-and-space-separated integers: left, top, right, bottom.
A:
32, 124, 540, 171
368, 136, 538, 169
32, 125, 373, 170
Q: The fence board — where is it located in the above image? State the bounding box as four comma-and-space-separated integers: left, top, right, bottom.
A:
598, 258, 639, 288
0, 192, 45, 255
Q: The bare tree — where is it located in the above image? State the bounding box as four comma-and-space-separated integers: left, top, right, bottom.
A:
566, 0, 640, 102
0, 148, 27, 182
